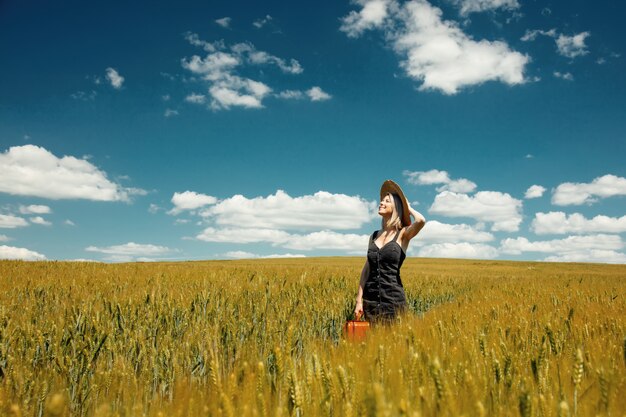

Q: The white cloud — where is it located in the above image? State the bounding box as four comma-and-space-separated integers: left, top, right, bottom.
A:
500, 234, 623, 255
209, 85, 268, 109
67, 258, 101, 262
395, 1, 528, 94
164, 108, 179, 117
417, 220, 494, 243
552, 174, 626, 206
417, 242, 498, 259
224, 250, 258, 259
277, 88, 332, 102
19, 204, 51, 214
429, 190, 522, 231
403, 169, 477, 193
105, 67, 125, 89
553, 71, 573, 81
520, 28, 556, 42
340, 0, 391, 38
182, 51, 240, 76
282, 230, 368, 251
30, 216, 51, 226
544, 250, 626, 264
200, 190, 374, 230
239, 44, 303, 74
253, 15, 273, 29
306, 87, 332, 101
0, 235, 10, 242
556, 32, 590, 58
521, 29, 590, 59
192, 189, 379, 254
451, 0, 520, 16
197, 227, 369, 252
263, 253, 306, 259
444, 178, 477, 193
0, 214, 29, 229
185, 93, 207, 104
169, 191, 218, 214
405, 168, 450, 185
182, 34, 313, 110
99, 255, 160, 263
197, 227, 292, 244
341, 0, 528, 94
181, 49, 266, 110
0, 145, 144, 201
64, 219, 75, 226
183, 32, 222, 52
86, 242, 174, 262
223, 250, 305, 259
531, 212, 626, 235
0, 245, 46, 260
524, 185, 546, 199
86, 242, 173, 256
277, 90, 305, 100
215, 17, 232, 28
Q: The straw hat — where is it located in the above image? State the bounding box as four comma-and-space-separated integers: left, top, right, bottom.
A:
380, 179, 411, 227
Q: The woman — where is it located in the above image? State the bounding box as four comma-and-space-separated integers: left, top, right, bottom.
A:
354, 180, 426, 322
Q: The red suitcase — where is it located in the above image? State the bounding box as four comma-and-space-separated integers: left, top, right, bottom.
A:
343, 313, 370, 341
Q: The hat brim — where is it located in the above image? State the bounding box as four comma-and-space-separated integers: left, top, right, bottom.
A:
380, 179, 411, 227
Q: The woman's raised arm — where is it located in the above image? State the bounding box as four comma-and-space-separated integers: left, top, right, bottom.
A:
403, 203, 426, 242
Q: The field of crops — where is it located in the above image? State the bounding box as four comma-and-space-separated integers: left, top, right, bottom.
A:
0, 258, 624, 417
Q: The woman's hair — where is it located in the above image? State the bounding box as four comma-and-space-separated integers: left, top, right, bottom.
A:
381, 192, 403, 231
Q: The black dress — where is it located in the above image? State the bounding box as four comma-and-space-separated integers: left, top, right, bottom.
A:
363, 228, 407, 321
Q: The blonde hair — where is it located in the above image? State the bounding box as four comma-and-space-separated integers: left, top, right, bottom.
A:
381, 192, 403, 231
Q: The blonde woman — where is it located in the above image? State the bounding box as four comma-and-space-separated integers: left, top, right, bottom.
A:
354, 180, 426, 322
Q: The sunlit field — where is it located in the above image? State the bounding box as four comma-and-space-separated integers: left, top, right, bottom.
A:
0, 258, 624, 416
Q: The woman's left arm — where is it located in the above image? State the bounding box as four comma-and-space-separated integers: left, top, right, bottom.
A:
403, 203, 426, 242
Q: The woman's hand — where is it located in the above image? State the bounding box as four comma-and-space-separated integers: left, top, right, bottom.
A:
354, 300, 363, 320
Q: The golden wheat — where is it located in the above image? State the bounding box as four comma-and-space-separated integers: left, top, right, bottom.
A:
0, 258, 624, 416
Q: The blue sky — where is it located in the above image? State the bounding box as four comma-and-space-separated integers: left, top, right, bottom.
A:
1, 0, 625, 263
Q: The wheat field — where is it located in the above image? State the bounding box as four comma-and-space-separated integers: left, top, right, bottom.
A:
0, 258, 624, 416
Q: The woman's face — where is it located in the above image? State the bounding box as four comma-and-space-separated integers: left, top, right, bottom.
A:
378, 193, 395, 216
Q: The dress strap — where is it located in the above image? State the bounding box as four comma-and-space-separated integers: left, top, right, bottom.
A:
370, 230, 379, 242
392, 228, 402, 242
